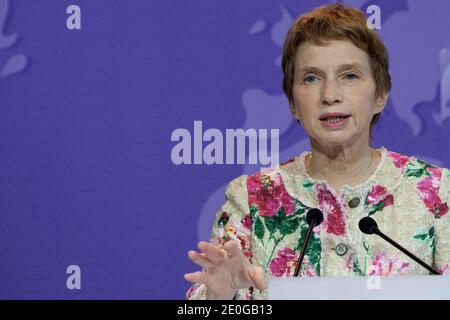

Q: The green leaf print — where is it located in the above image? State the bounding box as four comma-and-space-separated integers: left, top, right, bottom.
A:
294, 218, 321, 275
294, 219, 309, 251
254, 216, 265, 241
368, 202, 386, 216
279, 216, 300, 236
264, 210, 283, 234
305, 236, 321, 275
217, 212, 230, 227
413, 232, 427, 241
412, 226, 435, 250
405, 159, 434, 178
360, 241, 372, 276
250, 205, 258, 219
302, 182, 314, 189
294, 199, 308, 215
259, 203, 322, 271
353, 255, 364, 276
405, 167, 426, 178
428, 226, 435, 238
363, 241, 370, 252
430, 232, 435, 252
264, 207, 301, 237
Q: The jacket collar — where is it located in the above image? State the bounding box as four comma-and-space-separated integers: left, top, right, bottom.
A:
276, 146, 406, 208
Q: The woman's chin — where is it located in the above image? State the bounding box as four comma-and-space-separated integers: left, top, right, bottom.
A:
317, 133, 353, 146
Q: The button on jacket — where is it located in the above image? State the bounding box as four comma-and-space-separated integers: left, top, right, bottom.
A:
187, 147, 450, 300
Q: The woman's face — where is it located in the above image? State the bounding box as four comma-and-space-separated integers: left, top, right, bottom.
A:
291, 40, 388, 148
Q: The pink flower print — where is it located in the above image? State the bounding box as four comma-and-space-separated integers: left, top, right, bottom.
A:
346, 253, 354, 270
269, 247, 297, 277
417, 173, 449, 218
248, 173, 295, 217
186, 283, 201, 299
218, 211, 230, 228
241, 214, 252, 230
366, 185, 393, 205
216, 217, 240, 244
427, 166, 442, 178
365, 185, 394, 216
239, 237, 252, 259
269, 247, 316, 277
438, 264, 450, 275
301, 258, 317, 277
368, 252, 410, 276
388, 152, 410, 170
316, 184, 346, 236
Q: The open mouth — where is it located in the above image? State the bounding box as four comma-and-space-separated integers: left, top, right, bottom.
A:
320, 115, 351, 123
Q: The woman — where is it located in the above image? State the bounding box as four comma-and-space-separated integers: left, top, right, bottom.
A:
184, 3, 450, 300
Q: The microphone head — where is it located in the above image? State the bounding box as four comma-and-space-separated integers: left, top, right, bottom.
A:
359, 216, 378, 234
306, 208, 323, 226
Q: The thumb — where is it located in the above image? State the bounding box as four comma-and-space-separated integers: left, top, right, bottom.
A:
248, 266, 267, 291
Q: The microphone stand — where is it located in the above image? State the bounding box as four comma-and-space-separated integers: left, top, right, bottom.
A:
370, 225, 440, 275
293, 219, 317, 277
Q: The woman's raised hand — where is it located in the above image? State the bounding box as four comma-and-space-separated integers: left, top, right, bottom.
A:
184, 239, 266, 299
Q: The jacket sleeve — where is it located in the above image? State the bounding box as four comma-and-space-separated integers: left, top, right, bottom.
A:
433, 167, 450, 274
186, 174, 255, 300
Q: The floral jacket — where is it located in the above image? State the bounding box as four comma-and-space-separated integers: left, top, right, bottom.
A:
186, 147, 450, 300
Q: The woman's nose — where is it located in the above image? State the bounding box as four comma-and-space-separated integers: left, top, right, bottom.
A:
321, 80, 343, 106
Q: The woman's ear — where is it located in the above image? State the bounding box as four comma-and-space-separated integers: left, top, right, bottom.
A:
290, 102, 301, 123
375, 92, 389, 114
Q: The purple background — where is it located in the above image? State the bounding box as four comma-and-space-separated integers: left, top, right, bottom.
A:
0, 0, 449, 299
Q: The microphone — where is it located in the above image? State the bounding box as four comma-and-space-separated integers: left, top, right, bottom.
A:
358, 216, 440, 275
294, 208, 323, 277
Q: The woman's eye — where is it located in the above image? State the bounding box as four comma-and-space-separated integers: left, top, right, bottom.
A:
304, 75, 318, 83
344, 73, 359, 80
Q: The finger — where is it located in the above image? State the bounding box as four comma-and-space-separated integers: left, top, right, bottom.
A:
197, 242, 226, 263
248, 266, 267, 291
188, 250, 213, 269
184, 271, 205, 284
223, 239, 242, 259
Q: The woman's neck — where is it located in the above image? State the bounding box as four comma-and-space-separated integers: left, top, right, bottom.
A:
305, 143, 381, 193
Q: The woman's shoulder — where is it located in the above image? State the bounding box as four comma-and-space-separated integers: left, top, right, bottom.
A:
226, 167, 286, 193
226, 148, 450, 195
385, 148, 449, 179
